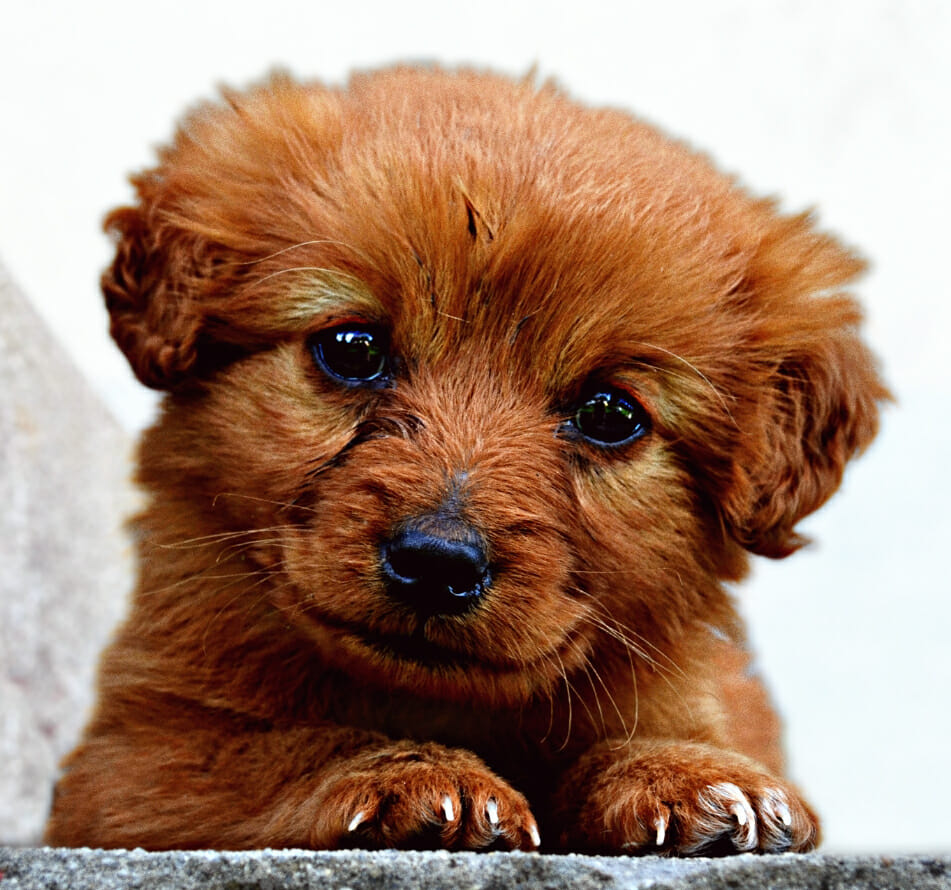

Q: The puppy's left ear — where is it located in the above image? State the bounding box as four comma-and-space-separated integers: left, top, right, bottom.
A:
101, 86, 276, 390
102, 201, 207, 390
722, 213, 890, 558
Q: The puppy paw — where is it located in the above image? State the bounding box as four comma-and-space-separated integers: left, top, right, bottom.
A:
553, 741, 819, 855
310, 742, 540, 851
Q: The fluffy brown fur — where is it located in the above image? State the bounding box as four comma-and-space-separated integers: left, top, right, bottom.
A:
45, 66, 888, 855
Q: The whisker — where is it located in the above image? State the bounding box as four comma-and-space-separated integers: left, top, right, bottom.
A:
622, 615, 640, 745
538, 654, 559, 746
571, 568, 642, 576
157, 527, 296, 551
564, 640, 611, 740
210, 492, 318, 515
586, 605, 696, 726
436, 310, 468, 323
137, 568, 276, 600
211, 538, 288, 565
578, 640, 633, 746
553, 651, 573, 753
573, 589, 686, 680
200, 570, 280, 654
232, 240, 361, 267
631, 341, 738, 428
252, 265, 356, 287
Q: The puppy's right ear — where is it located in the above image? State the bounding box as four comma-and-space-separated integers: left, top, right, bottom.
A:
102, 199, 213, 390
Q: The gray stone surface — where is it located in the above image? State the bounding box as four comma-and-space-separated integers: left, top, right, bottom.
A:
1, 849, 949, 890
0, 260, 135, 844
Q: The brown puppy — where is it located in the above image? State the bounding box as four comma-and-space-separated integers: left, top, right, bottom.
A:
45, 67, 887, 855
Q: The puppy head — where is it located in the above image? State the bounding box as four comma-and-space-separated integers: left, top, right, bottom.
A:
107, 68, 887, 704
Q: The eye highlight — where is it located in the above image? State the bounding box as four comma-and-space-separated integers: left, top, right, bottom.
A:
570, 388, 651, 447
309, 324, 390, 386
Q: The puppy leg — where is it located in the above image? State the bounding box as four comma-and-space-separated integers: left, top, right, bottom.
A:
45, 720, 539, 851
549, 739, 819, 855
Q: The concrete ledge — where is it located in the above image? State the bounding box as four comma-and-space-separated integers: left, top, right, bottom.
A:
1, 849, 949, 890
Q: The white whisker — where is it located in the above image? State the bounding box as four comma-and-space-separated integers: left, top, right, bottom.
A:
632, 340, 738, 428
233, 239, 358, 266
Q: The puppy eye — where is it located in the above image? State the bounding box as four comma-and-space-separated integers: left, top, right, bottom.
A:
309, 324, 390, 385
571, 388, 651, 446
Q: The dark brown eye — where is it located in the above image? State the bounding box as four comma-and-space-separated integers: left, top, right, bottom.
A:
572, 388, 651, 446
309, 325, 390, 386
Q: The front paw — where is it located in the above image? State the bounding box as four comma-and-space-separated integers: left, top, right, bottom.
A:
310, 742, 540, 851
552, 741, 819, 855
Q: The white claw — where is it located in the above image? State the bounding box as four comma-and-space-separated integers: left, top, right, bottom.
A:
347, 811, 366, 832
654, 816, 667, 847
700, 782, 758, 851
486, 798, 500, 826
762, 788, 793, 829
442, 795, 455, 822
529, 823, 542, 848
776, 800, 793, 827
732, 802, 748, 827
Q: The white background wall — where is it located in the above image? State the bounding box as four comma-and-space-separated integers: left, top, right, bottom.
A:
1, 0, 948, 854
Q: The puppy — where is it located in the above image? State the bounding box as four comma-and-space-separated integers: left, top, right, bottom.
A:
45, 66, 887, 855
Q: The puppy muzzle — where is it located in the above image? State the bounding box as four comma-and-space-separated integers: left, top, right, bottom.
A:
380, 514, 491, 616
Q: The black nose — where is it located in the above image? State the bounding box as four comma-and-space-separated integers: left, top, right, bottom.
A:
380, 517, 491, 616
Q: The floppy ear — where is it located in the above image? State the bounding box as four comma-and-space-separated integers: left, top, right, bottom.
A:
721, 215, 890, 558
101, 75, 348, 390
102, 198, 216, 390
100, 83, 292, 390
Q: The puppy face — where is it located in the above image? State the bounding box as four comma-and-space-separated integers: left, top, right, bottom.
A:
107, 68, 885, 706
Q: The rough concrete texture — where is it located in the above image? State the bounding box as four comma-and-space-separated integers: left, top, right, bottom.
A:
0, 849, 949, 890
0, 260, 135, 844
